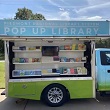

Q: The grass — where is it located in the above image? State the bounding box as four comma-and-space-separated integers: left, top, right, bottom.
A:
0, 62, 5, 88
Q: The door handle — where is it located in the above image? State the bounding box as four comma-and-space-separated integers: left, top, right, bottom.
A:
107, 70, 110, 73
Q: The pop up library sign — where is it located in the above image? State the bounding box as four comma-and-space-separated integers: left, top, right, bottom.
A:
0, 20, 109, 37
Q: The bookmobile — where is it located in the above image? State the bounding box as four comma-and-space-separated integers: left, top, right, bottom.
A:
0, 20, 110, 107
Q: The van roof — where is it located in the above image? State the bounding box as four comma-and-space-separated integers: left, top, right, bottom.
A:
95, 48, 110, 51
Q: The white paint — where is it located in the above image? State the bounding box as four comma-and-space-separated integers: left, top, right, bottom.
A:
87, 28, 91, 34
78, 28, 84, 35
32, 28, 39, 34
41, 28, 46, 34
4, 27, 10, 34
4, 27, 99, 35
63, 28, 68, 34
71, 28, 76, 34
12, 28, 19, 34
52, 28, 56, 34
94, 28, 99, 34
20, 28, 26, 34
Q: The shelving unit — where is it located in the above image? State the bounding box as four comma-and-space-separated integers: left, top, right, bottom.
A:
13, 62, 41, 64
59, 50, 85, 52
13, 50, 41, 52
11, 40, 87, 77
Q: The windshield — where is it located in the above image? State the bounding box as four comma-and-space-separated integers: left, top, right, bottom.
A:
100, 51, 110, 65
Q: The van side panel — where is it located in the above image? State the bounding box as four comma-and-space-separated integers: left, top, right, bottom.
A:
96, 50, 106, 91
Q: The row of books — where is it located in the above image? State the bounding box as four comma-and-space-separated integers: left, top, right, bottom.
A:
13, 70, 41, 77
59, 57, 86, 62
13, 46, 41, 50
12, 67, 87, 77
60, 67, 87, 74
13, 58, 41, 63
60, 44, 86, 50
13, 56, 86, 63
13, 44, 85, 51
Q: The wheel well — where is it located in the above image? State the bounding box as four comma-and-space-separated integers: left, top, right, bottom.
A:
40, 83, 70, 101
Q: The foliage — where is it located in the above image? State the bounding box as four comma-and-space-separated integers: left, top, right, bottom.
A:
0, 7, 46, 56
14, 7, 46, 20
0, 40, 4, 54
95, 38, 110, 48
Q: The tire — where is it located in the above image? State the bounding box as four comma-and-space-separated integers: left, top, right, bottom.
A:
43, 84, 67, 107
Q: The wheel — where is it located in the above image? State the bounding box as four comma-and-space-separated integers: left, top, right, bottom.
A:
43, 84, 67, 107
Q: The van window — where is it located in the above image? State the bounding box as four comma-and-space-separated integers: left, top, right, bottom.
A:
100, 51, 110, 65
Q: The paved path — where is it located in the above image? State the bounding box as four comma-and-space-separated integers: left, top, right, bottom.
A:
1, 89, 110, 110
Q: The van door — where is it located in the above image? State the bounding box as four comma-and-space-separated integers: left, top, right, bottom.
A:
100, 50, 110, 91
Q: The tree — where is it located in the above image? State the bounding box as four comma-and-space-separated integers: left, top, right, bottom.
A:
95, 38, 110, 48
0, 7, 46, 57
14, 7, 46, 20
0, 40, 4, 53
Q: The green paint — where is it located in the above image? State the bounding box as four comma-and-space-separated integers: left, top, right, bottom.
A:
8, 80, 93, 100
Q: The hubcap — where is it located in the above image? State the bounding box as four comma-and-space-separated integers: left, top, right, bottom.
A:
48, 87, 63, 103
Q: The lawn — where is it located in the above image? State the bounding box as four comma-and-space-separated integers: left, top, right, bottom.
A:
0, 62, 5, 88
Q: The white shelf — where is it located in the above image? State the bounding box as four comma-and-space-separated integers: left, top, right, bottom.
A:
42, 61, 60, 64
60, 62, 86, 64
13, 62, 86, 64
13, 50, 41, 52
13, 62, 41, 64
13, 75, 41, 77
42, 73, 60, 76
60, 73, 87, 75
60, 50, 85, 52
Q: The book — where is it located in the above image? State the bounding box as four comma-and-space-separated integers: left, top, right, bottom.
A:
70, 68, 75, 74
42, 69, 48, 74
74, 68, 78, 74
47, 69, 52, 73
60, 57, 67, 62
81, 57, 86, 62
77, 67, 82, 74
53, 56, 60, 61
12, 46, 19, 50
60, 46, 64, 50
82, 67, 87, 74
52, 69, 57, 73
64, 45, 72, 50
69, 58, 75, 62
78, 44, 86, 50
76, 58, 81, 62
19, 46, 26, 50
59, 67, 63, 74
75, 44, 78, 50
72, 44, 76, 50
63, 68, 68, 74
32, 58, 41, 62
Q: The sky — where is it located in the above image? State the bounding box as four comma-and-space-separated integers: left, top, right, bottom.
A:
0, 0, 110, 20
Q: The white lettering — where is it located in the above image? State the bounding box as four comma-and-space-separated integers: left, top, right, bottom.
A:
78, 28, 84, 35
52, 28, 56, 34
12, 28, 18, 34
32, 28, 38, 34
4, 27, 10, 34
41, 28, 45, 34
58, 28, 61, 35
20, 28, 26, 34
71, 28, 76, 35
63, 28, 68, 34
87, 28, 91, 35
94, 28, 98, 34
